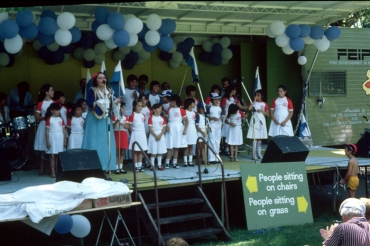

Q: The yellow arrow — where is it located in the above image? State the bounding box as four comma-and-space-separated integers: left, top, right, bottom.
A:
297, 196, 308, 213
246, 175, 258, 193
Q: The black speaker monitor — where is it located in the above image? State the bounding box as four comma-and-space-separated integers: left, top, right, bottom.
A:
261, 136, 309, 163
57, 149, 105, 182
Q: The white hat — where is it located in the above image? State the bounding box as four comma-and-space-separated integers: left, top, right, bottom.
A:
339, 198, 366, 217
210, 92, 221, 99
159, 90, 173, 97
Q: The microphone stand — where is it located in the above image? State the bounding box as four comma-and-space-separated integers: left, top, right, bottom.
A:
105, 81, 114, 180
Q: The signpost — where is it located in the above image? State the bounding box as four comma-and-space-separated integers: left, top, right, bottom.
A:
241, 162, 313, 230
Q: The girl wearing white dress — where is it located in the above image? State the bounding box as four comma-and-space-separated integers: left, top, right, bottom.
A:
67, 103, 84, 150
34, 84, 55, 176
247, 90, 269, 160
128, 100, 148, 172
45, 103, 66, 178
268, 85, 294, 137
183, 98, 197, 166
207, 93, 222, 164
148, 103, 167, 170
165, 95, 188, 169
225, 104, 246, 162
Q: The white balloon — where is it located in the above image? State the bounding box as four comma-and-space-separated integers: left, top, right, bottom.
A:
298, 56, 307, 65
104, 37, 118, 49
146, 14, 162, 30
169, 59, 180, 68
94, 54, 106, 65
123, 14, 135, 21
96, 24, 114, 41
282, 44, 294, 55
138, 49, 150, 60
172, 51, 183, 63
270, 20, 286, 36
211, 37, 220, 44
202, 41, 213, 52
54, 29, 72, 46
303, 36, 315, 45
83, 48, 95, 61
144, 30, 160, 46
4, 34, 23, 54
131, 41, 143, 53
314, 35, 330, 52
127, 33, 139, 47
70, 215, 91, 238
47, 42, 59, 52
94, 43, 108, 55
0, 52, 10, 66
221, 48, 233, 60
124, 17, 143, 34
113, 50, 125, 61
119, 46, 131, 55
266, 24, 276, 38
0, 12, 8, 24
275, 34, 289, 47
57, 12, 76, 30
220, 37, 231, 48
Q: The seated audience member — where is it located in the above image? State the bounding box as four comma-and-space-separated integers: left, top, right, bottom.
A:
7, 81, 34, 118
320, 198, 370, 245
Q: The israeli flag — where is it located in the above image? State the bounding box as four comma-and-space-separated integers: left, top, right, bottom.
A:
254, 66, 262, 92
110, 60, 125, 97
186, 47, 199, 82
298, 114, 311, 138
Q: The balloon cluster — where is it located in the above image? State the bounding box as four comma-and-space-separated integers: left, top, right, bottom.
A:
72, 33, 108, 68
32, 10, 81, 65
199, 37, 233, 66
54, 214, 91, 238
158, 36, 194, 69
0, 10, 38, 67
266, 21, 341, 65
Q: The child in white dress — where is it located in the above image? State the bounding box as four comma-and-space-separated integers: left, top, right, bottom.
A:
67, 103, 84, 150
247, 90, 269, 160
207, 93, 222, 164
148, 103, 167, 170
128, 100, 148, 172
225, 104, 246, 162
45, 103, 66, 178
183, 98, 197, 166
165, 95, 188, 169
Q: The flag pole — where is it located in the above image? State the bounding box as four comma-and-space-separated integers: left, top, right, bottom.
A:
178, 67, 188, 96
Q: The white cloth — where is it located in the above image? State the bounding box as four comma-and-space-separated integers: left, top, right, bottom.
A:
34, 100, 54, 151
247, 101, 268, 139
148, 115, 167, 154
0, 178, 132, 223
46, 116, 64, 154
226, 111, 244, 145
128, 112, 148, 151
268, 97, 294, 137
166, 107, 187, 148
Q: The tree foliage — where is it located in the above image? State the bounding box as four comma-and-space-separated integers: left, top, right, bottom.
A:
330, 8, 370, 27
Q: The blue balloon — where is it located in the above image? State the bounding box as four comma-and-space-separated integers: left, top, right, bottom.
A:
199, 51, 212, 62
108, 12, 125, 31
69, 26, 82, 43
177, 41, 190, 54
158, 35, 174, 52
40, 10, 56, 20
123, 61, 135, 70
211, 53, 222, 66
299, 24, 310, 38
83, 59, 95, 68
51, 50, 65, 64
59, 44, 74, 54
38, 17, 58, 35
113, 30, 130, 47
138, 23, 149, 39
94, 6, 110, 24
125, 51, 139, 63
159, 51, 172, 61
309, 25, 324, 40
16, 10, 34, 27
212, 43, 222, 54
289, 37, 304, 51
158, 19, 176, 35
80, 34, 93, 49
91, 20, 100, 33
54, 214, 73, 234
142, 40, 157, 52
182, 52, 189, 60
19, 23, 38, 39
38, 32, 55, 45
325, 26, 341, 41
285, 24, 301, 39
0, 19, 19, 39
184, 37, 195, 48
38, 46, 51, 59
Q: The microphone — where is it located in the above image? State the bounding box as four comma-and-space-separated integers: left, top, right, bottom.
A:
103, 80, 106, 84
233, 77, 245, 84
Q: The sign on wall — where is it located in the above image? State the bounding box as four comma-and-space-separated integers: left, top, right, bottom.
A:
241, 162, 313, 230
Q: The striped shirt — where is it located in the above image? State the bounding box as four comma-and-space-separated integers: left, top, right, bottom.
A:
323, 217, 370, 246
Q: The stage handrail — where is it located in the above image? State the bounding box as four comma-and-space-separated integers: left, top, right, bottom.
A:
196, 136, 229, 231
131, 141, 161, 245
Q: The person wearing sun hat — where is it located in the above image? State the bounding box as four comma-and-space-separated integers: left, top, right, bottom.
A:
340, 143, 360, 198
320, 198, 370, 245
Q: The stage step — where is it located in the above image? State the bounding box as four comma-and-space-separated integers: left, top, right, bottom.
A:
146, 198, 204, 209
139, 186, 230, 245
162, 227, 224, 242
154, 212, 213, 225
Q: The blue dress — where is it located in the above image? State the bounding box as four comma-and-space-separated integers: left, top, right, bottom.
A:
82, 87, 116, 171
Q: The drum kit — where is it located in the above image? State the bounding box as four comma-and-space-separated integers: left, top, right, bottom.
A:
0, 115, 36, 170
